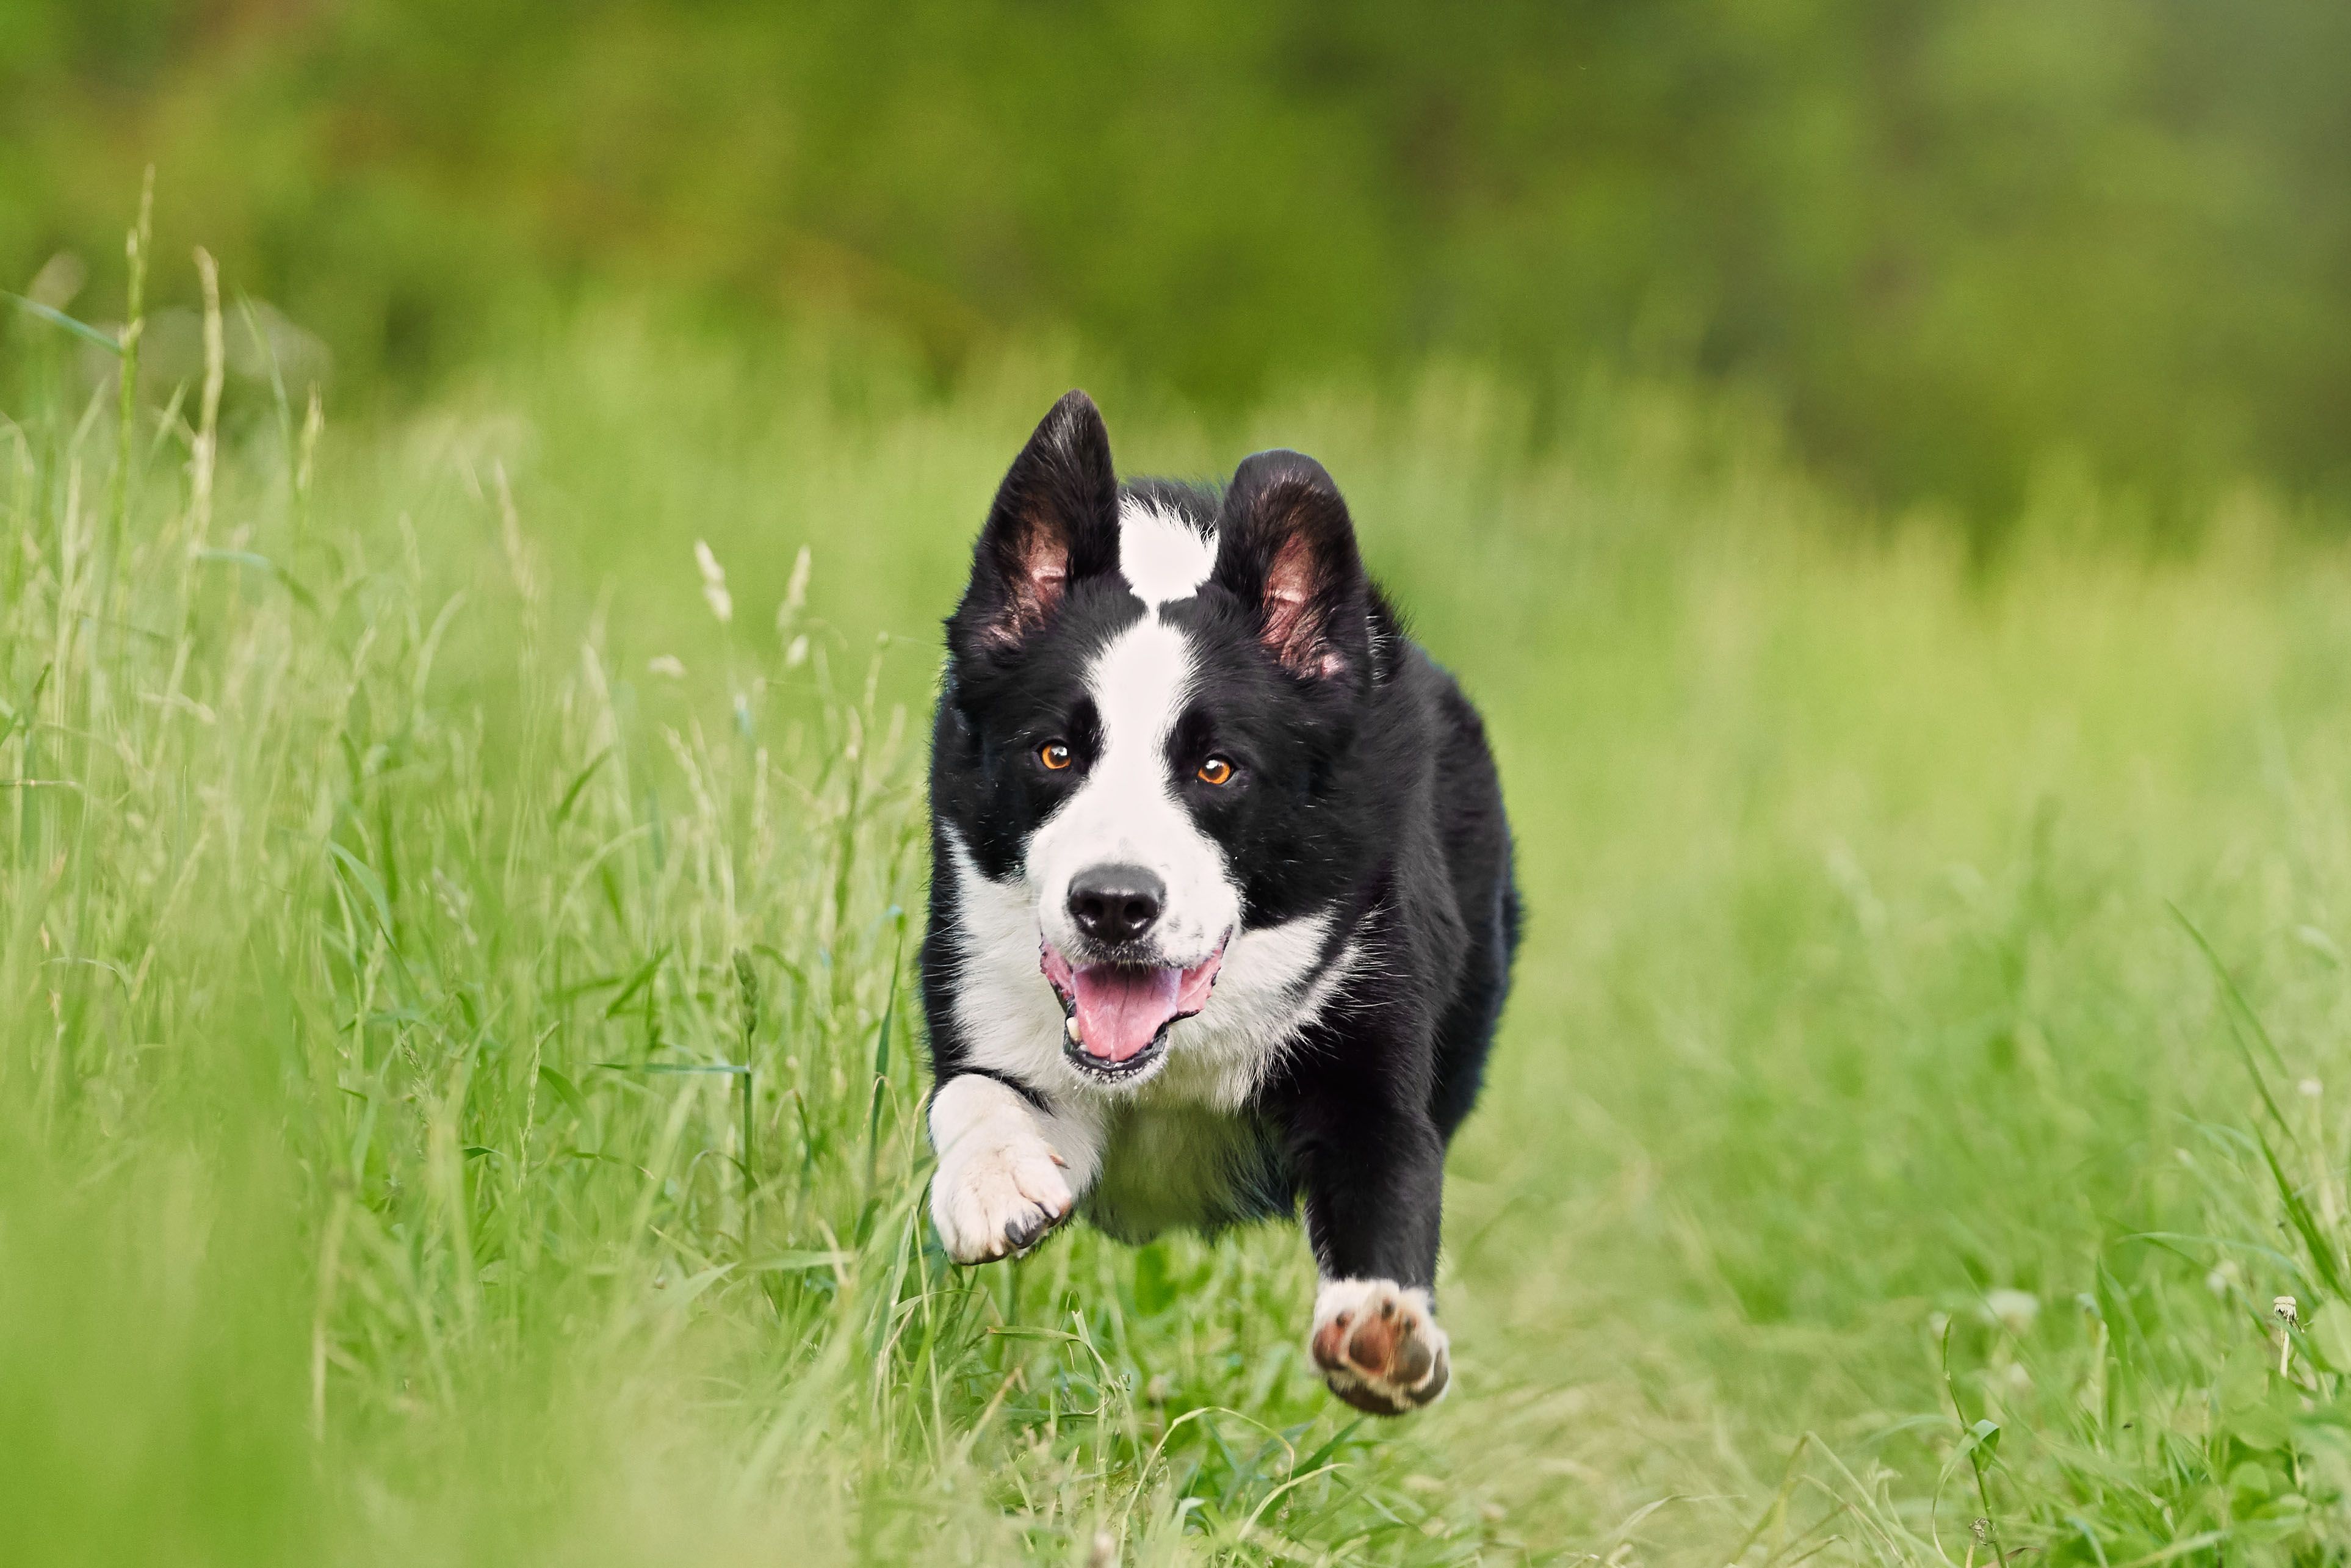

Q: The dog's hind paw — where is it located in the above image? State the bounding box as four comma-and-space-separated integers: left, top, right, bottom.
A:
931, 1137, 1075, 1264
1309, 1278, 1451, 1415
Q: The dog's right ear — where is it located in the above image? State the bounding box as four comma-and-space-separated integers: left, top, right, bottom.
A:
954, 391, 1119, 656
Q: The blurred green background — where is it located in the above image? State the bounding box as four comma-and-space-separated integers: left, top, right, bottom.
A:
7, 0, 2349, 532
16, 9, 2351, 1566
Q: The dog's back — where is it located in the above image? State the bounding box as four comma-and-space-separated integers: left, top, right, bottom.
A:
1423, 659, 1520, 1137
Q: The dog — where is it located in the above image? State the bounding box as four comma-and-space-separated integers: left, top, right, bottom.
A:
920, 391, 1519, 1415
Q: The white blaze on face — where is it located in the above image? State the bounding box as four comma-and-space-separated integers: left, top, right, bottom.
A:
1025, 499, 1235, 967
1029, 615, 1238, 966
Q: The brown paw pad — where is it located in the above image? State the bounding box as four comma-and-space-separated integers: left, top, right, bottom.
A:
1308, 1280, 1451, 1416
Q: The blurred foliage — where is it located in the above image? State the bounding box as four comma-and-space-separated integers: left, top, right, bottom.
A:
4, 0, 2348, 527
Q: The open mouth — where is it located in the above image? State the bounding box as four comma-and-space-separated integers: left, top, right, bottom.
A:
1041, 933, 1228, 1080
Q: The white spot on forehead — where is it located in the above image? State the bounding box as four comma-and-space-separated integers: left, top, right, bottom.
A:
1117, 497, 1216, 610
1088, 616, 1194, 781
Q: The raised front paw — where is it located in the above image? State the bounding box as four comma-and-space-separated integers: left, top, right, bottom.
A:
1309, 1278, 1451, 1415
931, 1137, 1075, 1264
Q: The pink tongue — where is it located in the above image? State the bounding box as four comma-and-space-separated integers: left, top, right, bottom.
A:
1071, 965, 1183, 1063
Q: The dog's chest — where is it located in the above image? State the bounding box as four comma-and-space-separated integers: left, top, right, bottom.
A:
1083, 1097, 1290, 1243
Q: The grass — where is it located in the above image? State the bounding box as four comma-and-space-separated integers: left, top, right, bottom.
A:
11, 264, 2351, 1565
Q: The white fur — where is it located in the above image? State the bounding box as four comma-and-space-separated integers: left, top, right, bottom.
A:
1028, 616, 1237, 969
1314, 1276, 1436, 1327
932, 837, 1112, 1204
942, 832, 1088, 1088
928, 1074, 1092, 1262
1116, 497, 1216, 609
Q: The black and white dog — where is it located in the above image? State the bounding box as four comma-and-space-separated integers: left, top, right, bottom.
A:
921, 391, 1519, 1415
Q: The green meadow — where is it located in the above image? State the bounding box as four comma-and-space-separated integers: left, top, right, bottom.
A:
9, 248, 2351, 1566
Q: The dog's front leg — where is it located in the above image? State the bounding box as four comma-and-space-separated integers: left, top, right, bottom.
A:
928, 1074, 1100, 1263
1290, 1089, 1452, 1414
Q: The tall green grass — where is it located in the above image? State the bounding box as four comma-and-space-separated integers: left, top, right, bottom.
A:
10, 257, 2351, 1564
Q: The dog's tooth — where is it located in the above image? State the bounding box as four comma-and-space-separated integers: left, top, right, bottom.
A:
1065, 1016, 1083, 1045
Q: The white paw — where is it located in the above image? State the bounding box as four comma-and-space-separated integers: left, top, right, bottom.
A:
931, 1136, 1075, 1264
1309, 1279, 1451, 1415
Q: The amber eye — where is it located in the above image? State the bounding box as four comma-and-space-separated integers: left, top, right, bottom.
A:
1196, 756, 1235, 786
1039, 740, 1074, 771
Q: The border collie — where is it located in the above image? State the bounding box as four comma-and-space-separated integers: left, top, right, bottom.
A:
922, 391, 1519, 1415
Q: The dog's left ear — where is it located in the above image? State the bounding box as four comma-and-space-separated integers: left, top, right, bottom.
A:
1213, 450, 1369, 682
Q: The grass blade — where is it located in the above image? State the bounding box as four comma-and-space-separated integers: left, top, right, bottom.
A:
2, 292, 125, 355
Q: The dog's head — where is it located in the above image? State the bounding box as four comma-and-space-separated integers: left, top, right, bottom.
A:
936, 391, 1378, 1085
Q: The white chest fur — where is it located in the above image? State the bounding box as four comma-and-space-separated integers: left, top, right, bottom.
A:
1085, 1097, 1290, 1241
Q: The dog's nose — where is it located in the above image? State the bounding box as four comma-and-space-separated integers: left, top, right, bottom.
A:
1067, 865, 1166, 947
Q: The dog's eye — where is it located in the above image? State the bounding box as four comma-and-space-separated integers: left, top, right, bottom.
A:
1196, 756, 1235, 786
1039, 740, 1074, 771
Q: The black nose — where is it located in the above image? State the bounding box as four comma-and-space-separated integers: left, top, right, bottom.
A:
1067, 865, 1166, 947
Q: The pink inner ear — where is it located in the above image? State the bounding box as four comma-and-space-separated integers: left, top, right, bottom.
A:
1027, 531, 1068, 596
989, 524, 1069, 645
1263, 533, 1337, 674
